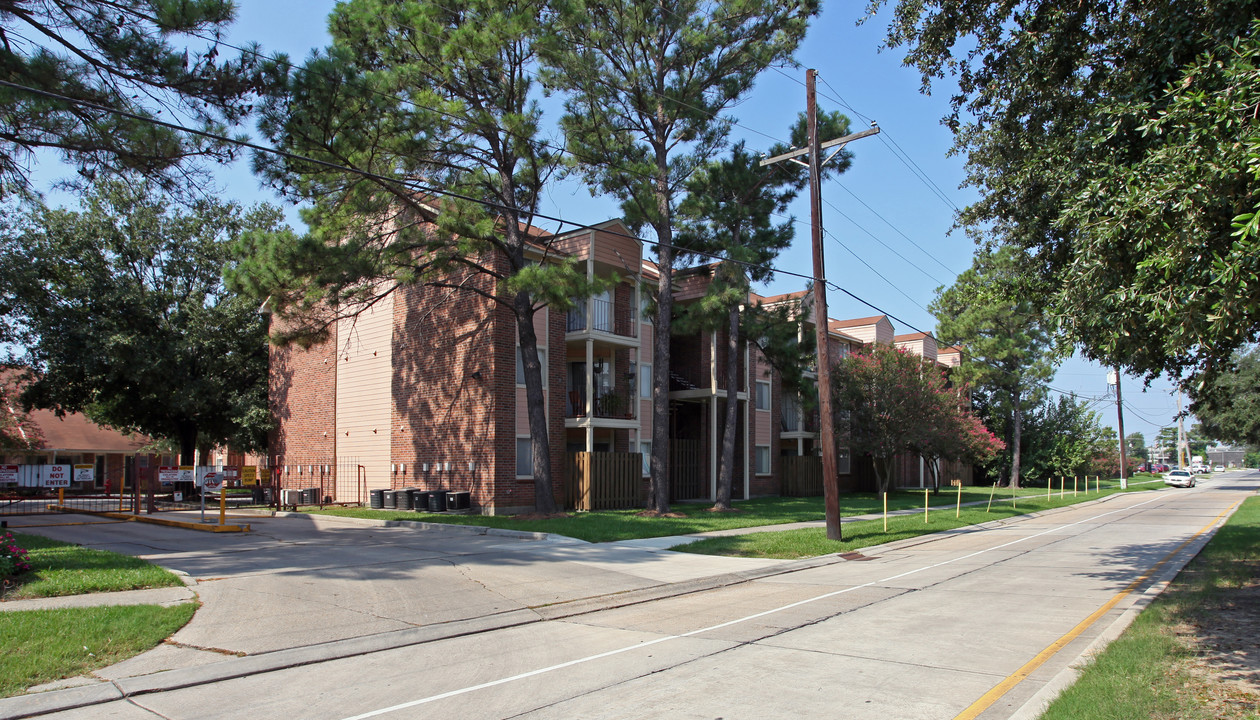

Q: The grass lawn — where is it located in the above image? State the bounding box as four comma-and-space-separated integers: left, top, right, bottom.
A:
671, 479, 1165, 559
3, 533, 185, 600
1037, 496, 1260, 720
0, 603, 196, 698
304, 475, 1159, 544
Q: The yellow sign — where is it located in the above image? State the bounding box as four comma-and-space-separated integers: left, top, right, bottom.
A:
241, 466, 257, 485
259, 468, 270, 482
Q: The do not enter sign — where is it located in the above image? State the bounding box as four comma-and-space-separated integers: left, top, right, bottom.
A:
201, 472, 223, 491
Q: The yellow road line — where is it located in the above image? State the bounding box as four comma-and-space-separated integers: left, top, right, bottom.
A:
953, 498, 1243, 720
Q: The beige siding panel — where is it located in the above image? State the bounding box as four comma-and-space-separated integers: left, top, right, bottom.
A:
516, 387, 530, 434
845, 325, 877, 345
755, 401, 771, 439
336, 294, 394, 491
551, 230, 590, 261
875, 318, 895, 345
532, 305, 547, 339
593, 228, 641, 273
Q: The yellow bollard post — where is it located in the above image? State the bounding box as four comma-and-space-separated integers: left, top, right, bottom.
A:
1011, 482, 1017, 509
956, 480, 962, 518
219, 488, 226, 526
1059, 476, 1064, 499
987, 482, 996, 512
58, 488, 64, 506
1074, 476, 1078, 497
925, 488, 930, 524
883, 491, 888, 533
1047, 478, 1051, 501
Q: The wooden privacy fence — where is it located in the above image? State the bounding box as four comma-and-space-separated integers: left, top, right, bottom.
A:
567, 452, 643, 511
782, 455, 823, 497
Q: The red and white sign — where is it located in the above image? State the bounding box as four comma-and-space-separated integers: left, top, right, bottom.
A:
158, 466, 181, 486
201, 472, 223, 491
43, 464, 71, 488
0, 465, 17, 485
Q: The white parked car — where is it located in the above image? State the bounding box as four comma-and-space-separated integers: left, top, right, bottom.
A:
1164, 469, 1196, 488
1214, 465, 1225, 472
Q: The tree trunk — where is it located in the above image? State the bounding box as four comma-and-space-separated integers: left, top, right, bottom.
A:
925, 456, 941, 495
1010, 387, 1023, 489
177, 421, 198, 467
714, 304, 740, 511
515, 291, 557, 513
649, 197, 674, 513
874, 455, 894, 495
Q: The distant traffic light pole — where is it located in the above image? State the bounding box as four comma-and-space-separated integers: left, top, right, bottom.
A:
760, 69, 878, 540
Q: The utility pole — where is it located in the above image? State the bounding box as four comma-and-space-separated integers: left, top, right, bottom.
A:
1109, 367, 1127, 489
760, 69, 878, 541
1176, 388, 1188, 468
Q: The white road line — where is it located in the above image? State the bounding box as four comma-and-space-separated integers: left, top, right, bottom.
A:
339, 492, 1177, 720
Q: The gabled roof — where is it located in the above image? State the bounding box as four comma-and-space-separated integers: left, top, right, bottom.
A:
893, 332, 931, 342
829, 314, 887, 329
757, 290, 811, 305
2, 369, 148, 453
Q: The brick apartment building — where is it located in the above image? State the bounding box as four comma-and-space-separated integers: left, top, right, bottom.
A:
268, 219, 967, 514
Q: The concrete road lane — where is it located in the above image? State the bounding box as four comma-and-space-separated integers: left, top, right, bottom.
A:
17, 473, 1251, 720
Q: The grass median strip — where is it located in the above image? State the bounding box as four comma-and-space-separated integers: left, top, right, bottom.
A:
1036, 496, 1260, 720
302, 475, 1160, 544
0, 603, 196, 698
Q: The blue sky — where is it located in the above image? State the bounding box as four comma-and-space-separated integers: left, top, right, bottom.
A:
36, 1, 1190, 444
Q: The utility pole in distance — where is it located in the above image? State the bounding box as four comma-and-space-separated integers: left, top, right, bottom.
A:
760, 69, 878, 540
1109, 367, 1128, 489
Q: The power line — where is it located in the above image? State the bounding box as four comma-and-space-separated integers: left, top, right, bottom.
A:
4, 75, 1069, 405
786, 68, 964, 214
822, 196, 947, 286
832, 181, 959, 276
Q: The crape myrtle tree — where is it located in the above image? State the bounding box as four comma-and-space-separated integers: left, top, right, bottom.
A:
0, 0, 273, 196
234, 0, 601, 514
917, 378, 1005, 493
541, 0, 820, 513
831, 343, 999, 495
931, 246, 1056, 488
1, 178, 280, 464
872, 0, 1260, 390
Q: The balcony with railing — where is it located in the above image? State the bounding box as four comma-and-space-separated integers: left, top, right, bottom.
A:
781, 396, 819, 434
565, 388, 637, 420
566, 296, 638, 339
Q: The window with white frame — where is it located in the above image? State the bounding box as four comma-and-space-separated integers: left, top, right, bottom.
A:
516, 347, 547, 386
516, 437, 533, 477
640, 441, 652, 476
640, 363, 652, 398
755, 445, 771, 475
755, 381, 770, 411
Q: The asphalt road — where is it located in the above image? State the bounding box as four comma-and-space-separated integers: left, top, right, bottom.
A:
6, 472, 1256, 719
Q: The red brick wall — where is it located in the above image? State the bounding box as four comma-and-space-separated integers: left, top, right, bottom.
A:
389, 276, 501, 505
269, 333, 337, 460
